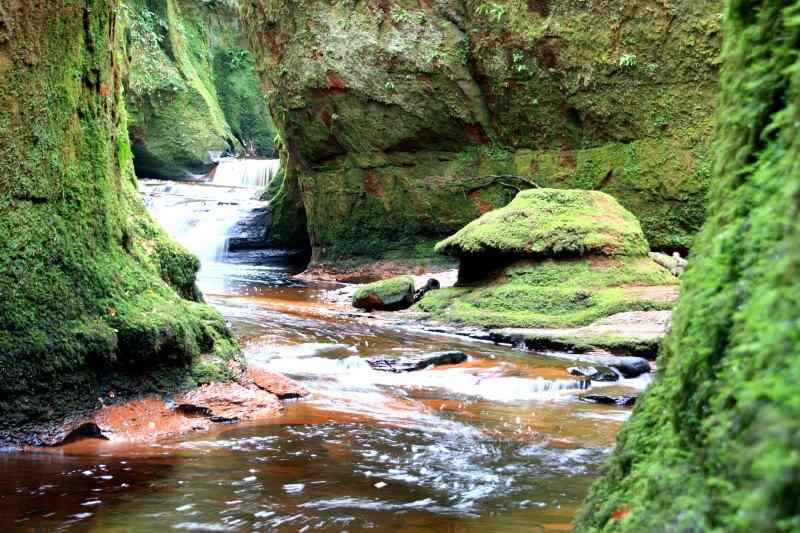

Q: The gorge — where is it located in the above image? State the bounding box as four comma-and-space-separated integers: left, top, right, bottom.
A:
1, 0, 798, 531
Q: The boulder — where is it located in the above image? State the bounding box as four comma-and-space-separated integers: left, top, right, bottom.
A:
353, 276, 416, 311
436, 189, 650, 259
649, 252, 689, 277
175, 382, 282, 424
582, 356, 651, 379
414, 278, 441, 302
246, 368, 309, 400
568, 365, 619, 382
242, 0, 720, 256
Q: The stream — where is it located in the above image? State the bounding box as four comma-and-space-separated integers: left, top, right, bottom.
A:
0, 170, 645, 532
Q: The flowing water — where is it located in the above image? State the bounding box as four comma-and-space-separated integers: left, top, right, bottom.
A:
0, 173, 644, 532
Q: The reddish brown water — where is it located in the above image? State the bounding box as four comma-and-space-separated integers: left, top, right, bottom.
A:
0, 260, 646, 532
6, 176, 650, 533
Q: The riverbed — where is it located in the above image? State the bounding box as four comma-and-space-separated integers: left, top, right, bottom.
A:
0, 178, 643, 532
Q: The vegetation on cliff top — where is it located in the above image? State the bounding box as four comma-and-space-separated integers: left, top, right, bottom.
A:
0, 0, 238, 444
124, 0, 276, 178
575, 0, 800, 529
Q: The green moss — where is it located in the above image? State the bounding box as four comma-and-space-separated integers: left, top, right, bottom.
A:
415, 257, 676, 328
0, 1, 239, 444
243, 0, 721, 259
575, 1, 800, 529
353, 275, 415, 310
214, 47, 277, 155
124, 0, 276, 178
436, 189, 650, 258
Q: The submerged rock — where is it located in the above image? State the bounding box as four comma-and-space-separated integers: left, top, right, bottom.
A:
580, 394, 638, 407
353, 276, 416, 311
367, 351, 469, 373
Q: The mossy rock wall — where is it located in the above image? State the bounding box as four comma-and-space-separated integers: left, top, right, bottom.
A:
575, 0, 800, 530
243, 0, 721, 257
124, 0, 276, 178
0, 0, 238, 444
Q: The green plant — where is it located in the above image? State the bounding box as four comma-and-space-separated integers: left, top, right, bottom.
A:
619, 53, 637, 68
391, 7, 409, 24
512, 50, 529, 75
475, 2, 508, 23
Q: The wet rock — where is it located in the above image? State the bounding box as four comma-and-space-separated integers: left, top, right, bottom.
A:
568, 365, 619, 382
245, 367, 310, 400
581, 355, 651, 379
650, 252, 688, 276
175, 382, 282, 424
353, 276, 415, 311
367, 351, 469, 373
414, 278, 441, 303
580, 394, 638, 407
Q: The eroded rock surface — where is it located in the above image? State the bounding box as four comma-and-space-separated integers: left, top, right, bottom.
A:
243, 0, 721, 255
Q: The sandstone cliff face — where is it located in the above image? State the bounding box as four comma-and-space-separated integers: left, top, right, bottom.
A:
124, 0, 276, 178
575, 0, 800, 529
243, 0, 721, 258
0, 0, 238, 445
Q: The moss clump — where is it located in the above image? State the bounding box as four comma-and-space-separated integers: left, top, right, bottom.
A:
0, 1, 239, 444
353, 276, 416, 311
436, 189, 649, 258
575, 1, 800, 530
415, 257, 676, 328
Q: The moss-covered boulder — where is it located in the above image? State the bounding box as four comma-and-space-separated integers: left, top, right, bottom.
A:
243, 0, 721, 257
0, 1, 238, 445
416, 189, 678, 329
353, 276, 416, 311
574, 1, 800, 530
123, 0, 276, 178
436, 189, 649, 259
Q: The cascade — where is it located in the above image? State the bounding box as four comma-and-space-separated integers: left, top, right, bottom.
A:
140, 159, 278, 266
210, 158, 281, 188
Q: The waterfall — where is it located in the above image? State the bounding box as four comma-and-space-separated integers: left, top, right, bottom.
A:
210, 158, 281, 188
140, 158, 279, 267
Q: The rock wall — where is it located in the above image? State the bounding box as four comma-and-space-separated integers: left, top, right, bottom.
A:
124, 0, 277, 178
575, 0, 800, 529
243, 0, 721, 258
0, 0, 239, 445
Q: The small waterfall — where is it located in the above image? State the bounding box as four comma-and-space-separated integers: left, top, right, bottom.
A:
210, 158, 281, 188
140, 158, 279, 268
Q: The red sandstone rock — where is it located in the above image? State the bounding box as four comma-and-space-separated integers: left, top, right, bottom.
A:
175, 382, 282, 423
245, 367, 310, 399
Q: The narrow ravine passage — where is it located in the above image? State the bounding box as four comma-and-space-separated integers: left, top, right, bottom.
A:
1, 180, 646, 532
